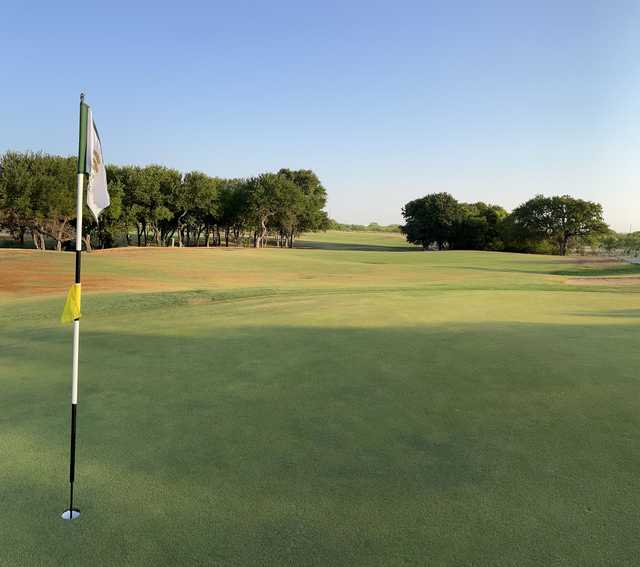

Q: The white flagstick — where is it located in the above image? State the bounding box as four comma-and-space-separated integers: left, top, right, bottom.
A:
62, 94, 86, 521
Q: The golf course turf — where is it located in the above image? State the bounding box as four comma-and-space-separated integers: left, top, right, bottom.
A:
1, 231, 639, 566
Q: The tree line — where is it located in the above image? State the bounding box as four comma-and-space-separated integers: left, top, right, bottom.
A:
326, 220, 401, 233
402, 192, 609, 255
601, 231, 640, 257
0, 151, 329, 251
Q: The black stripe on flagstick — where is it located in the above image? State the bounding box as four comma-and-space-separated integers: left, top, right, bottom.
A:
77, 98, 88, 174
69, 404, 77, 483
69, 403, 78, 515
75, 250, 81, 285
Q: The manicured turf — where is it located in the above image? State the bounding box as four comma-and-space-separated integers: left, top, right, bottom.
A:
1, 237, 639, 566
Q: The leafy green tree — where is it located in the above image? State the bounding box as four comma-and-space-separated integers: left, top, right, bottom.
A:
36, 155, 77, 251
0, 151, 38, 246
612, 231, 640, 256
510, 195, 608, 256
0, 152, 77, 250
84, 178, 124, 250
401, 192, 461, 249
106, 165, 134, 246
246, 173, 299, 247
118, 165, 147, 246
217, 179, 249, 246
272, 178, 305, 247
277, 169, 328, 246
123, 165, 176, 246
181, 171, 220, 246
450, 202, 508, 250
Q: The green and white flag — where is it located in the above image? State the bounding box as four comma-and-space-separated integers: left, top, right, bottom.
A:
83, 106, 109, 221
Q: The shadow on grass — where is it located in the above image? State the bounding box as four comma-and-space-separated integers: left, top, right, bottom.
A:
572, 308, 640, 318
451, 262, 640, 278
294, 240, 420, 252
3, 320, 640, 566
548, 264, 640, 277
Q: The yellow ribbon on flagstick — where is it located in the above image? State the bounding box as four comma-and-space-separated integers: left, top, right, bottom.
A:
61, 284, 82, 324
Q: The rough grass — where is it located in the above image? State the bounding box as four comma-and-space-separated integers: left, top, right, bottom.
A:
1, 240, 639, 566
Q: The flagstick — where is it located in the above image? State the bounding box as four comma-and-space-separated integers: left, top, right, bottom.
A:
62, 94, 85, 521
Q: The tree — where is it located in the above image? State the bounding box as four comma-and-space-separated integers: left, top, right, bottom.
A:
450, 202, 508, 250
510, 195, 608, 256
401, 192, 461, 249
84, 178, 124, 250
122, 165, 176, 246
246, 173, 299, 247
272, 178, 304, 247
277, 169, 328, 246
0, 152, 77, 250
0, 151, 38, 246
218, 179, 250, 246
36, 155, 77, 251
181, 171, 220, 246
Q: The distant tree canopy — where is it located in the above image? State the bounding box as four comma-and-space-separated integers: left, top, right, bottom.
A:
0, 151, 329, 250
326, 220, 401, 233
601, 231, 640, 256
402, 192, 608, 255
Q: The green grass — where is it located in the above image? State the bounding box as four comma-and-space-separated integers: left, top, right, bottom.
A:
297, 229, 418, 251
1, 241, 640, 566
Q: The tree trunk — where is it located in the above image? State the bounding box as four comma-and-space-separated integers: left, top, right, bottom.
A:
259, 218, 268, 248
55, 221, 66, 252
559, 237, 568, 256
224, 227, 229, 247
83, 234, 92, 253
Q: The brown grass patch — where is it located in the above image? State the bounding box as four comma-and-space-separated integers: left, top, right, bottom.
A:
0, 251, 174, 296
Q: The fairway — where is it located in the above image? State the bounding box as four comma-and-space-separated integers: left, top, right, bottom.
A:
2, 237, 640, 566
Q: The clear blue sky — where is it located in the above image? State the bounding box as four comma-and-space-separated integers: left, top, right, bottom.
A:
2, 0, 639, 231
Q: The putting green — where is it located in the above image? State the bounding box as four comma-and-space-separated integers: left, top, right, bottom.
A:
1, 237, 639, 566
